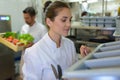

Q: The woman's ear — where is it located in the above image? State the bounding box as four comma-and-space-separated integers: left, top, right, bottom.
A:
46, 18, 52, 27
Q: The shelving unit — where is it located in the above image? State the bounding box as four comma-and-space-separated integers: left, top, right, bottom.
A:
80, 17, 116, 27
70, 18, 116, 42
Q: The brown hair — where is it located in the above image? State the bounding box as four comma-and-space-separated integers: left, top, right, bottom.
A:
45, 1, 70, 22
23, 7, 36, 17
44, 1, 70, 29
43, 1, 52, 13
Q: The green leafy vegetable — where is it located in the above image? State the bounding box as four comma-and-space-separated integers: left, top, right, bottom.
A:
3, 32, 16, 38
3, 32, 34, 45
19, 34, 34, 45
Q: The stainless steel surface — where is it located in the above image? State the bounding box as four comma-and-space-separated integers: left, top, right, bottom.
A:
113, 17, 120, 40
0, 15, 11, 32
66, 76, 120, 80
63, 41, 120, 80
0, 15, 15, 79
114, 17, 120, 35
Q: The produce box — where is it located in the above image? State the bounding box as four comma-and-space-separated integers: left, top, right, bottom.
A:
0, 33, 24, 52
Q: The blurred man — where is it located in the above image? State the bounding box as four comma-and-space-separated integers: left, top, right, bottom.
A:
19, 6, 47, 79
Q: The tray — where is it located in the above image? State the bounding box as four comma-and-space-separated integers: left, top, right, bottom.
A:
0, 33, 24, 52
63, 41, 120, 80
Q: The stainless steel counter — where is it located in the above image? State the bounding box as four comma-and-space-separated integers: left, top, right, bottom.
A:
63, 41, 120, 80
0, 15, 15, 80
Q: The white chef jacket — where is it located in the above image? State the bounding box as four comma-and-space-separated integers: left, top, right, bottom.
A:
20, 21, 48, 43
20, 21, 48, 79
22, 33, 78, 80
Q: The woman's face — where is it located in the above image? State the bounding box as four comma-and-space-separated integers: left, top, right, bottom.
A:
47, 8, 72, 36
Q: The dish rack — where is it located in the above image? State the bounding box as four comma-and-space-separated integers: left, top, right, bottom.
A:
63, 41, 120, 80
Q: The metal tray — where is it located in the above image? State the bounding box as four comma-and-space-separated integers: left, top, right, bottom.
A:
63, 41, 120, 80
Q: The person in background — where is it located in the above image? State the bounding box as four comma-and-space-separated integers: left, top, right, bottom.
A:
22, 1, 90, 80
19, 6, 48, 79
20, 7, 47, 43
81, 11, 88, 17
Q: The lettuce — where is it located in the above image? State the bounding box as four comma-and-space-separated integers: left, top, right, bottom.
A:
19, 34, 34, 45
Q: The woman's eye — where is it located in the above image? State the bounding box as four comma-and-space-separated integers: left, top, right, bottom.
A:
61, 19, 66, 22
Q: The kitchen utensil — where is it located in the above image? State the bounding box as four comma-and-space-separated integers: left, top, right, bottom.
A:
57, 65, 63, 80
51, 64, 58, 79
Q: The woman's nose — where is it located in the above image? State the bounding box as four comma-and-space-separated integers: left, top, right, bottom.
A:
66, 21, 71, 28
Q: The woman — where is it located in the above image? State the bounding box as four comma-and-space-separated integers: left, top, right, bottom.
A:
22, 1, 90, 80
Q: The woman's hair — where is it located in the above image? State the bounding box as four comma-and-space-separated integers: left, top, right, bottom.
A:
43, 1, 52, 13
45, 1, 70, 22
23, 7, 36, 17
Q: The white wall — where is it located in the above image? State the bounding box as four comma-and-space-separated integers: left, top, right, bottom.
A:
0, 0, 26, 32
0, 0, 42, 32
89, 0, 120, 16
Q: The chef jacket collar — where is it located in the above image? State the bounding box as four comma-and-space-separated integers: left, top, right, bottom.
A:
43, 33, 63, 49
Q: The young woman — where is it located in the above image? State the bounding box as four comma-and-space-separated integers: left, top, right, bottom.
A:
22, 1, 90, 80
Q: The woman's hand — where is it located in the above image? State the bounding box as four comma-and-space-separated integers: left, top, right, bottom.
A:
80, 45, 91, 57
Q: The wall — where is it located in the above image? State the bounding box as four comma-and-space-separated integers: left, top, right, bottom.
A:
0, 0, 42, 32
0, 0, 26, 32
69, 2, 81, 21
42, 0, 56, 6
89, 0, 120, 16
